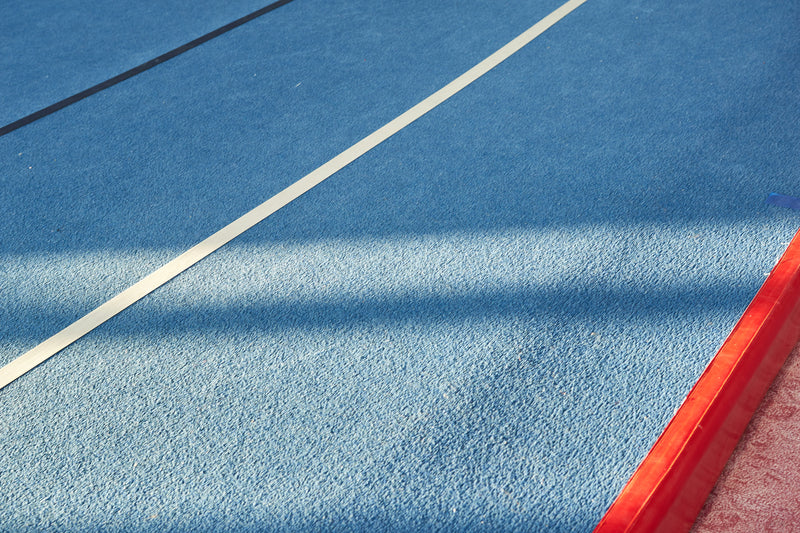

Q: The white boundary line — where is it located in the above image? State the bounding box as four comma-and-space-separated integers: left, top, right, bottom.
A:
0, 0, 587, 390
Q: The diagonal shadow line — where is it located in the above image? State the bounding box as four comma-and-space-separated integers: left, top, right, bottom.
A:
0, 0, 295, 137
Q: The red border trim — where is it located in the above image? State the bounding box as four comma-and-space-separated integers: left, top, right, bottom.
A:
594, 227, 800, 533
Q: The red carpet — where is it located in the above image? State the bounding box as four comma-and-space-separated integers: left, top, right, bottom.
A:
692, 343, 800, 532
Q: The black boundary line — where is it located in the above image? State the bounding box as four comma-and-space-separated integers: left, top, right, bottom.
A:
0, 0, 295, 137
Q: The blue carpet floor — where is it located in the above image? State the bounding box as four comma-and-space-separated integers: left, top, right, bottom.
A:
1, 0, 799, 530
0, 0, 275, 127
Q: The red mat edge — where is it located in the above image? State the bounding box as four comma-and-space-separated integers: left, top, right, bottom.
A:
594, 227, 800, 533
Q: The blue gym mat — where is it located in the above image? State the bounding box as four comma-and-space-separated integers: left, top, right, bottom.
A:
0, 0, 276, 127
1, 0, 798, 530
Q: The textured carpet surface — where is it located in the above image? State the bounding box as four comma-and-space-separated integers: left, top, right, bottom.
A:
0, 0, 279, 126
691, 344, 800, 532
1, 0, 799, 531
